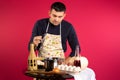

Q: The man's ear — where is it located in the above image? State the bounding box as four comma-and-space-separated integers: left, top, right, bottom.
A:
63, 13, 66, 18
48, 10, 52, 15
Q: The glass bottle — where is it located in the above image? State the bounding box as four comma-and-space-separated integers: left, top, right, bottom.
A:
28, 43, 37, 71
74, 45, 81, 67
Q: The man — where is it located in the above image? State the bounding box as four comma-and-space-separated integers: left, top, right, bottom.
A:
28, 2, 80, 65
28, 2, 96, 80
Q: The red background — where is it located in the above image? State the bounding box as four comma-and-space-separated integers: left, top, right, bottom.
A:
0, 0, 120, 80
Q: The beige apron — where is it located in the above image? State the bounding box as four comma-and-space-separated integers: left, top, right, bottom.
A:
39, 22, 65, 58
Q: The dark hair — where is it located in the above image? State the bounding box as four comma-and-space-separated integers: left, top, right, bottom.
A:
51, 2, 66, 12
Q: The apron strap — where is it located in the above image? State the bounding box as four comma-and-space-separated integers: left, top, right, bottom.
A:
60, 23, 61, 36
46, 22, 49, 33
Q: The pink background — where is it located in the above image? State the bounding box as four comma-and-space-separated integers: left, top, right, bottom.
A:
0, 0, 120, 80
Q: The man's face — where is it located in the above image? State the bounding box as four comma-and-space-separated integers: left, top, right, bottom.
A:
49, 9, 66, 26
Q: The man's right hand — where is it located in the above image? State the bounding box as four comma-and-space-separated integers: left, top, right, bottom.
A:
33, 36, 42, 46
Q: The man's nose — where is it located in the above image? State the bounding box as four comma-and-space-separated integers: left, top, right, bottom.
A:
55, 17, 59, 21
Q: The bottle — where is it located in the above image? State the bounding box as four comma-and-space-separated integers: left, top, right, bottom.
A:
74, 45, 81, 67
28, 43, 37, 71
54, 58, 58, 68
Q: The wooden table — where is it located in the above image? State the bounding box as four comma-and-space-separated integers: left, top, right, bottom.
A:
25, 70, 74, 80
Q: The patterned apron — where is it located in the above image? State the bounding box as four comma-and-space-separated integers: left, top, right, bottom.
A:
39, 22, 65, 58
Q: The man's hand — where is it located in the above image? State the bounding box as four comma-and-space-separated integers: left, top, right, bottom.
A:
65, 57, 76, 65
33, 36, 42, 46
